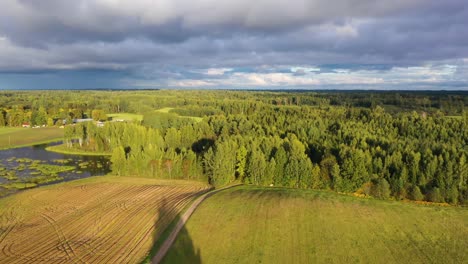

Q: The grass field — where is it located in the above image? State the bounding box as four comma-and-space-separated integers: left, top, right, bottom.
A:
164, 186, 468, 264
0, 176, 210, 263
107, 113, 144, 122
45, 144, 112, 156
155, 107, 174, 113
155, 107, 203, 122
0, 127, 63, 149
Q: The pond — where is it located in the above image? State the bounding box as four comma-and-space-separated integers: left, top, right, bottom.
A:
0, 142, 110, 196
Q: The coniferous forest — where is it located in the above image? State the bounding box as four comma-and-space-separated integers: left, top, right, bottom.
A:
1, 90, 467, 204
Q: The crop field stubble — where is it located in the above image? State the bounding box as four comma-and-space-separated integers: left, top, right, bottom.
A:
0, 176, 210, 263
164, 186, 468, 264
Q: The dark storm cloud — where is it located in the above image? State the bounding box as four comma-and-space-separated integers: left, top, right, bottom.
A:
4, 0, 424, 45
0, 0, 467, 89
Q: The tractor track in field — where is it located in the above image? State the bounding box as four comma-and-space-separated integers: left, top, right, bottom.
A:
40, 213, 85, 264
0, 178, 211, 264
152, 184, 241, 264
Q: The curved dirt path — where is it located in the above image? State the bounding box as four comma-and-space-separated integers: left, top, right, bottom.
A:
151, 184, 241, 264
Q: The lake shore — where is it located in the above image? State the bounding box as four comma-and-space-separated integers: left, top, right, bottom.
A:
45, 144, 112, 156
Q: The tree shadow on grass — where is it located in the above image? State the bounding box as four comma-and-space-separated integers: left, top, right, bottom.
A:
143, 197, 201, 264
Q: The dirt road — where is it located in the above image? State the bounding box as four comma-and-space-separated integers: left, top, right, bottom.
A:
151, 184, 241, 264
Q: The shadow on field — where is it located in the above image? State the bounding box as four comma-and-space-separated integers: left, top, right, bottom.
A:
148, 198, 201, 264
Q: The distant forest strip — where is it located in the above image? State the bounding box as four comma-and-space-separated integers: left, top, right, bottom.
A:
0, 90, 467, 204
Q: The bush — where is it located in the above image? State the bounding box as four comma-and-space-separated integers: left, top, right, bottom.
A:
427, 187, 443, 203
447, 185, 459, 204
370, 178, 391, 199
409, 185, 424, 201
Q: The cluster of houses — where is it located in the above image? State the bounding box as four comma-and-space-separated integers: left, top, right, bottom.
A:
21, 115, 129, 129
21, 118, 106, 128
70, 118, 105, 127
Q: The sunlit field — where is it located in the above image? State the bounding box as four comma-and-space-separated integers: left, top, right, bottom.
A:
0, 127, 63, 149
164, 186, 468, 264
0, 176, 210, 263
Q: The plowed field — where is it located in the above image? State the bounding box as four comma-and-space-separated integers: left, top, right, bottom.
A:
0, 176, 210, 263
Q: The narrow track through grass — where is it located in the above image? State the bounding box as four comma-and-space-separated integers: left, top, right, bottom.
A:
164, 186, 468, 264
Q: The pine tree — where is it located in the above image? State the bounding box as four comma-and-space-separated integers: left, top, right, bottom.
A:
310, 164, 322, 189
236, 146, 248, 181
0, 111, 5, 126
246, 149, 266, 185
370, 178, 391, 199
410, 185, 424, 201
111, 146, 126, 176
427, 187, 443, 203
273, 146, 287, 186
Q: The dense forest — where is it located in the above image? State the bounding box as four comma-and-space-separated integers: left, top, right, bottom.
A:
1, 90, 467, 204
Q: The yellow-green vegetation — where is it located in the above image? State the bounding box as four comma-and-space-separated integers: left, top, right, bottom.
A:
1, 182, 37, 189
0, 127, 23, 135
46, 144, 112, 156
108, 112, 144, 121
156, 107, 174, 113
156, 107, 203, 122
0, 127, 63, 149
183, 115, 203, 122
446, 115, 463, 119
143, 109, 202, 130
0, 176, 210, 263
164, 186, 468, 264
32, 163, 75, 175
0, 159, 72, 194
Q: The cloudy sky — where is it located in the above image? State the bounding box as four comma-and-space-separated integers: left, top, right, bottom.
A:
0, 0, 467, 90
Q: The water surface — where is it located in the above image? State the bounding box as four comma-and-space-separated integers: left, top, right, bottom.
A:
0, 142, 110, 195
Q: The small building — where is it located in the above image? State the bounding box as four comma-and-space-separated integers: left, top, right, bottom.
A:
73, 118, 93, 123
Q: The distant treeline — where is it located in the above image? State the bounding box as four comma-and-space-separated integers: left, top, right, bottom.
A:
1, 90, 467, 204
0, 90, 467, 126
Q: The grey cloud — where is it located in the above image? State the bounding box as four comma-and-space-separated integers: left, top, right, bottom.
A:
0, 0, 467, 78
1, 0, 427, 45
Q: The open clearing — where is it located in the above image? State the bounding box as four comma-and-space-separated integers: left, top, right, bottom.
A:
155, 108, 203, 122
0, 127, 63, 149
155, 107, 174, 113
164, 186, 468, 264
0, 176, 210, 263
107, 113, 144, 122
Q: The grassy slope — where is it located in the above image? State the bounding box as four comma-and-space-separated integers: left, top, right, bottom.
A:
0, 127, 63, 149
164, 186, 468, 264
156, 107, 203, 122
108, 113, 144, 121
0, 176, 211, 263
0, 127, 23, 135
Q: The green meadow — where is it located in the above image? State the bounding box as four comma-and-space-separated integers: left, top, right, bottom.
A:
0, 127, 63, 149
156, 107, 203, 122
107, 112, 144, 122
163, 186, 468, 264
